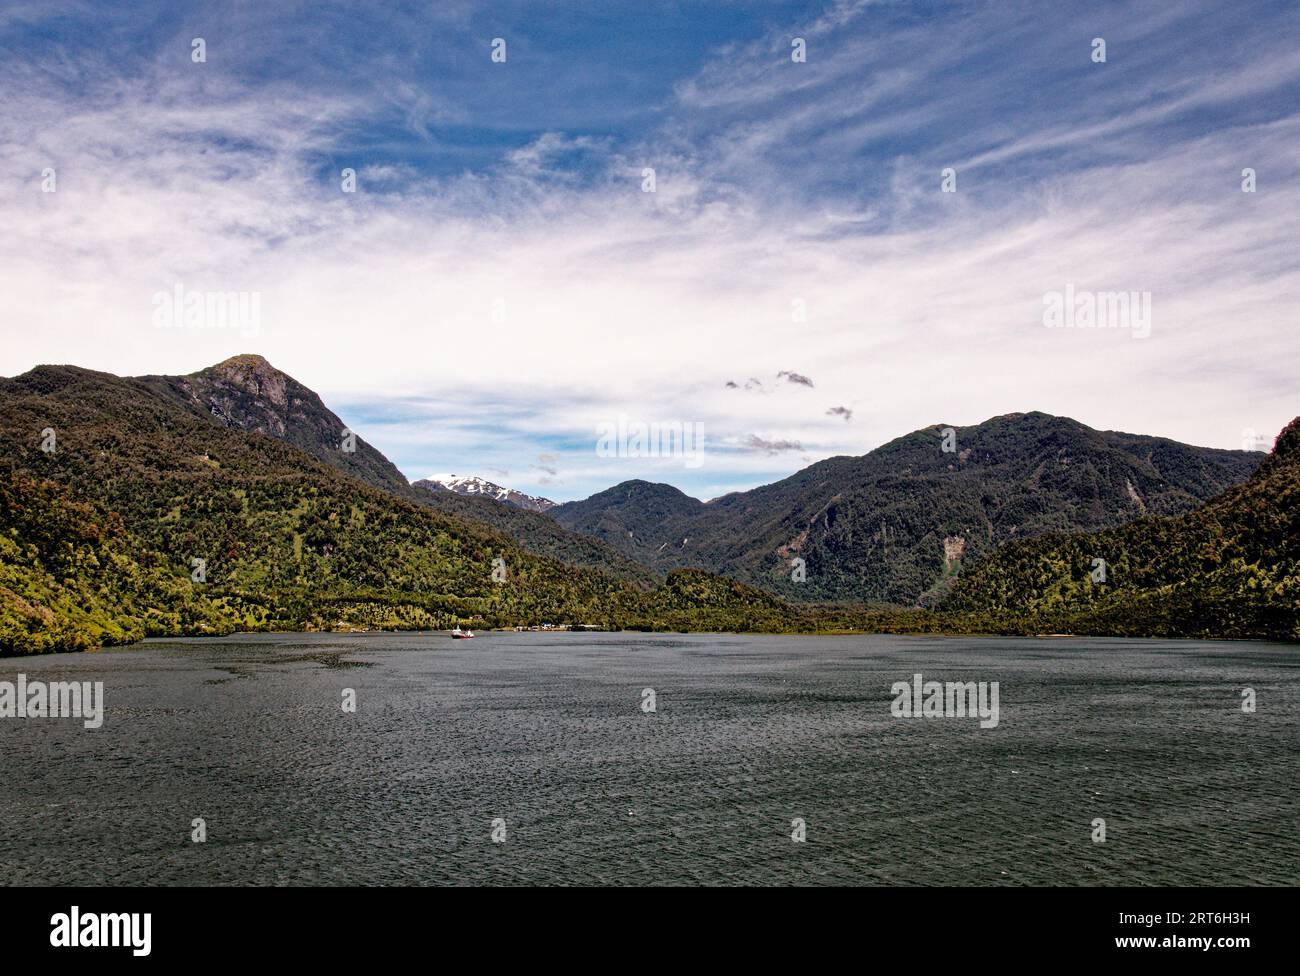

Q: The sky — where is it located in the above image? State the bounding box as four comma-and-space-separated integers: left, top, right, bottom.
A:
1, 0, 1297, 502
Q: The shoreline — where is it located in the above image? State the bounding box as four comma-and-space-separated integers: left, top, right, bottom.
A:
6, 626, 1295, 658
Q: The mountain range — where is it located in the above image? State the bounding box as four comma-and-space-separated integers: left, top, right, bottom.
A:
550, 414, 1262, 604
0, 358, 791, 652
1, 354, 1293, 652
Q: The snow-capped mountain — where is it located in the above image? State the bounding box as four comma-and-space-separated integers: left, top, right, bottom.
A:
415, 474, 556, 513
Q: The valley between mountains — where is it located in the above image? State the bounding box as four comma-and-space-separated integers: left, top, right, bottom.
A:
1, 354, 1295, 653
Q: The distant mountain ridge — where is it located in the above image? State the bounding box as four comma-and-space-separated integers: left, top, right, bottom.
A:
416, 474, 555, 512
410, 482, 655, 586
550, 412, 1264, 605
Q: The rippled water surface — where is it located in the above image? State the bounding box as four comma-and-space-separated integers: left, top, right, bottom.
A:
3, 632, 1297, 886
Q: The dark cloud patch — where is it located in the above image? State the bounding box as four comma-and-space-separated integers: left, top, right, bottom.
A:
728, 374, 811, 393
743, 434, 803, 454
826, 405, 853, 421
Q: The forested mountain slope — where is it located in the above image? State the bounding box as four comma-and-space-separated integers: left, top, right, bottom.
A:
552, 413, 1262, 605
944, 417, 1300, 640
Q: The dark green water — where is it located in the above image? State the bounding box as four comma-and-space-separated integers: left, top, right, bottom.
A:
2, 632, 1296, 886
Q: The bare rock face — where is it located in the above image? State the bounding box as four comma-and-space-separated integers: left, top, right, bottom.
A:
183, 354, 290, 435
142, 354, 411, 495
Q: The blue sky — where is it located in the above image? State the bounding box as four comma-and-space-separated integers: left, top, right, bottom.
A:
2, 0, 1298, 500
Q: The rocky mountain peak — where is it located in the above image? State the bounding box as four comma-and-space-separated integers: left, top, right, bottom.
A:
139, 355, 410, 494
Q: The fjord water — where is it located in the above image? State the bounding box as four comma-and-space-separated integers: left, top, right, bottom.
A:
3, 633, 1296, 886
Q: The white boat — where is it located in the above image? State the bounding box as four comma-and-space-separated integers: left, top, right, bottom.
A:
450, 626, 475, 639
